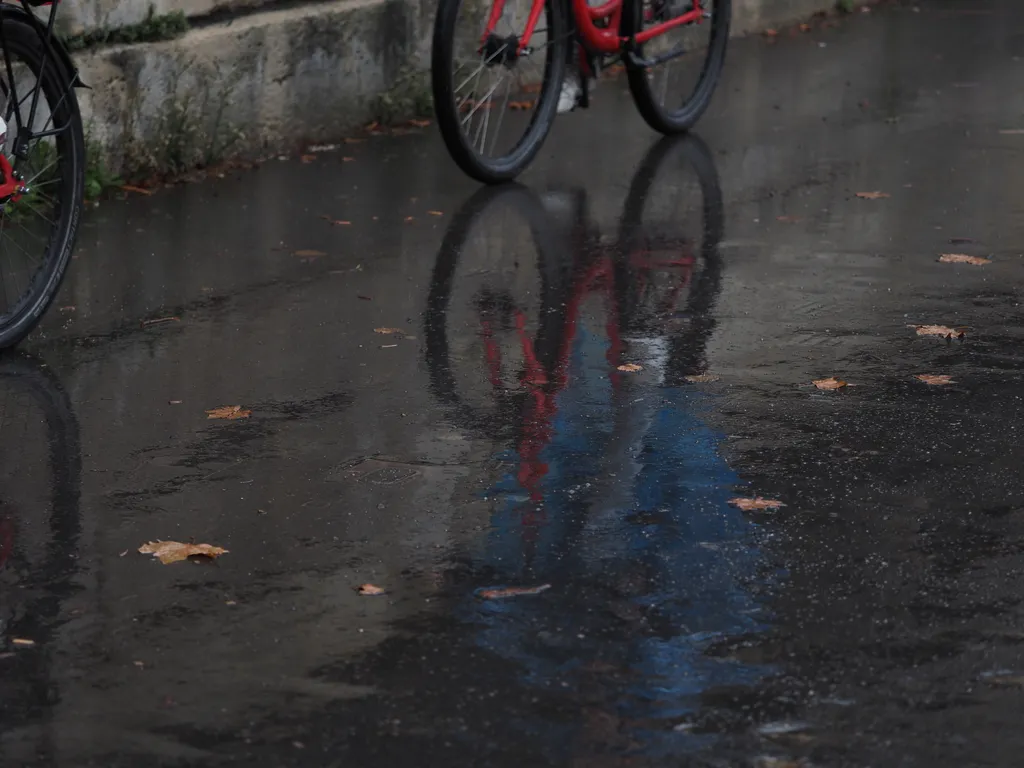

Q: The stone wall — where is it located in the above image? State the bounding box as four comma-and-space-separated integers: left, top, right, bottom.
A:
63, 0, 867, 175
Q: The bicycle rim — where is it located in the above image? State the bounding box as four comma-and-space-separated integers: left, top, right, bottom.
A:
432, 0, 568, 183
0, 21, 83, 349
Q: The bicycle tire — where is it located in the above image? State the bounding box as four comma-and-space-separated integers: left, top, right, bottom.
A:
620, 0, 731, 134
423, 184, 567, 433
615, 134, 724, 381
0, 20, 84, 350
431, 0, 569, 184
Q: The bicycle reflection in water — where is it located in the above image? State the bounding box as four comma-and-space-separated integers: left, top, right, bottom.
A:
0, 354, 81, 764
424, 135, 777, 757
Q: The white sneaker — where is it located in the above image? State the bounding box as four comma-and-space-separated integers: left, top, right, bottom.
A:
557, 74, 581, 114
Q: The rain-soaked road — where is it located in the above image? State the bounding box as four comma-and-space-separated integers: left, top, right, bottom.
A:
5, 1, 1024, 765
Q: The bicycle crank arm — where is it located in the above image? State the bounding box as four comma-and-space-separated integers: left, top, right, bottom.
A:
625, 45, 688, 69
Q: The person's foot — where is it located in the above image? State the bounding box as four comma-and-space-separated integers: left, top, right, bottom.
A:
557, 72, 595, 114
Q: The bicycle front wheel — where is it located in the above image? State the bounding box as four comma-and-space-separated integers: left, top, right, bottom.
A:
620, 0, 731, 134
431, 0, 568, 183
0, 19, 85, 350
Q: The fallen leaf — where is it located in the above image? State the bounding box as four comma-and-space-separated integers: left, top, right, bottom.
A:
776, 215, 801, 223
300, 154, 317, 163
617, 363, 643, 372
365, 121, 379, 131
374, 327, 405, 335
910, 324, 966, 338
120, 184, 153, 196
342, 157, 355, 163
409, 118, 431, 127
206, 405, 252, 420
684, 373, 720, 383
293, 249, 327, 258
916, 374, 954, 385
358, 583, 386, 596
938, 253, 991, 265
729, 497, 785, 511
477, 584, 551, 599
168, 399, 182, 405
11, 638, 35, 647
999, 129, 1024, 135
404, 216, 415, 223
754, 758, 805, 768
855, 191, 890, 199
799, 23, 811, 31
764, 28, 778, 36
813, 377, 847, 390
427, 210, 443, 216
141, 316, 180, 327
138, 540, 229, 565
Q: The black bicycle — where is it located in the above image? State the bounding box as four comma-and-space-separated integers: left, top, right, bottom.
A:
0, 1, 86, 350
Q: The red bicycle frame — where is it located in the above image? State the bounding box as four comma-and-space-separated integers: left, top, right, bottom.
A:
483, 0, 704, 56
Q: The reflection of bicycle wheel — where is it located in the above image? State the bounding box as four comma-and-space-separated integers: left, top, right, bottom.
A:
423, 183, 566, 438
0, 353, 81, 730
615, 134, 724, 382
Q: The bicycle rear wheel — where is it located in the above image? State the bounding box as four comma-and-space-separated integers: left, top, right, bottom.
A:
431, 0, 568, 183
0, 19, 85, 350
620, 0, 731, 134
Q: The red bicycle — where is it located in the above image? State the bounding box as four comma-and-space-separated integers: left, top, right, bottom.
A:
431, 0, 729, 182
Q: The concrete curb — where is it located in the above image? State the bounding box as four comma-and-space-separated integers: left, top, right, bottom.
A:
75, 0, 868, 175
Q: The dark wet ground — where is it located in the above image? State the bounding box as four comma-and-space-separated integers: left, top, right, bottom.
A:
5, 0, 1024, 765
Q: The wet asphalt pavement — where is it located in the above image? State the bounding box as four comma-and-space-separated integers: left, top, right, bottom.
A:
5, 0, 1024, 765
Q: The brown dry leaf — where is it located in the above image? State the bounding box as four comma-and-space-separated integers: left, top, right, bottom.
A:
910, 324, 966, 339
206, 405, 252, 420
813, 377, 847, 390
916, 374, 954, 385
139, 540, 229, 565
799, 23, 811, 31
409, 118, 431, 128
300, 154, 317, 164
478, 584, 551, 599
357, 583, 387, 596
938, 253, 991, 265
374, 327, 405, 335
427, 210, 444, 216
617, 363, 643, 372
141, 316, 180, 327
343, 137, 365, 144
364, 121, 379, 132
729, 497, 786, 511
776, 215, 801, 223
983, 673, 1024, 687
685, 373, 721, 383
11, 638, 35, 647
293, 249, 327, 258
120, 184, 153, 196
754, 758, 805, 768
855, 191, 890, 199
